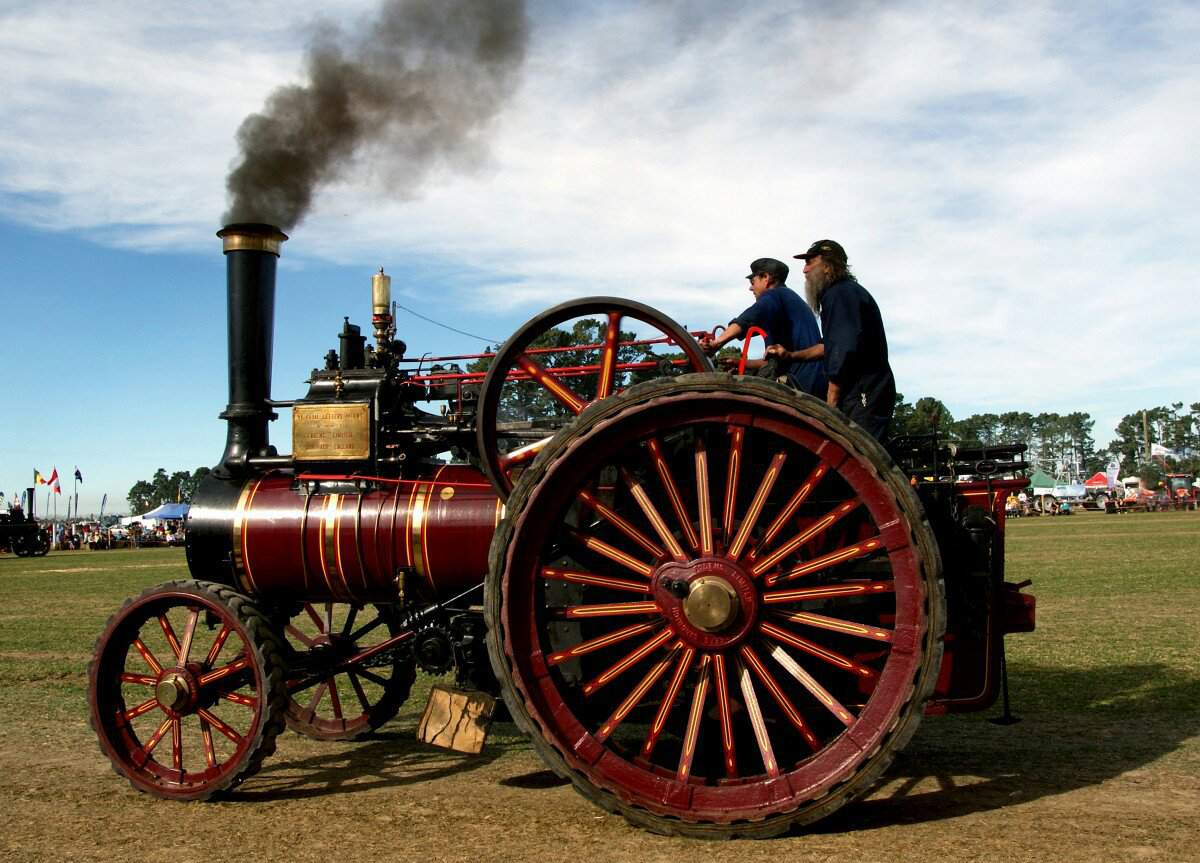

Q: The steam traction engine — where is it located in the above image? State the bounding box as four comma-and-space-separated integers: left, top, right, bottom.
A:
88, 224, 1035, 838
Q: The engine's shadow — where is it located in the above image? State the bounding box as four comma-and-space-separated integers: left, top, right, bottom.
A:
815, 662, 1199, 833
231, 724, 526, 801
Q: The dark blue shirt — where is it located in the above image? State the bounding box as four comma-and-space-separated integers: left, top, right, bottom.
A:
731, 284, 826, 397
819, 277, 896, 438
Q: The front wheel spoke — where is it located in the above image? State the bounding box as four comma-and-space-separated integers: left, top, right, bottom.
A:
197, 707, 244, 745
199, 719, 217, 768
203, 625, 232, 667
285, 624, 318, 648
762, 580, 894, 605
357, 668, 390, 688
326, 677, 344, 719
713, 653, 737, 778
323, 602, 335, 634
348, 615, 388, 642
737, 658, 780, 777
177, 608, 200, 665
304, 603, 325, 632
676, 654, 712, 781
304, 682, 329, 720
765, 536, 885, 586
750, 462, 830, 561
132, 638, 164, 675
642, 646, 696, 758
122, 697, 161, 722
772, 609, 893, 643
542, 566, 650, 595
739, 644, 820, 751
120, 672, 157, 686
220, 689, 257, 709
570, 529, 655, 578
695, 438, 713, 555
759, 622, 879, 680
198, 655, 250, 687
138, 716, 173, 764
515, 352, 587, 415
577, 488, 664, 559
594, 312, 622, 400
722, 426, 744, 542
553, 600, 660, 620
645, 438, 700, 552
728, 450, 787, 560
766, 644, 855, 727
158, 614, 182, 661
581, 628, 675, 697
547, 621, 658, 666
595, 642, 681, 743
171, 717, 183, 772
750, 500, 860, 577
622, 468, 687, 561
341, 605, 361, 638
348, 671, 372, 712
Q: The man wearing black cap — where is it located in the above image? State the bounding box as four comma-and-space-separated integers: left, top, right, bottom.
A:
699, 258, 826, 397
768, 240, 895, 439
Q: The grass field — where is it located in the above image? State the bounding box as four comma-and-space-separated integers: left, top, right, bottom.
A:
1, 510, 1197, 862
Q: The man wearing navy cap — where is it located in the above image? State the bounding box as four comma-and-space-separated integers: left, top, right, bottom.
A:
767, 240, 895, 439
699, 258, 826, 397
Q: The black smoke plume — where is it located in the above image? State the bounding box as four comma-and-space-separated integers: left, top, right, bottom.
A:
223, 0, 528, 229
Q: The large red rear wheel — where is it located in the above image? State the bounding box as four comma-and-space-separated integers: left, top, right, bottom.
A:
88, 580, 287, 800
486, 375, 943, 837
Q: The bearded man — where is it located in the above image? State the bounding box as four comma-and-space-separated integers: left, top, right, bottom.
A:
767, 239, 895, 439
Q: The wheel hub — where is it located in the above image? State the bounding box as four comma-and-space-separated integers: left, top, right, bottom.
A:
654, 557, 758, 649
683, 576, 740, 632
155, 671, 193, 712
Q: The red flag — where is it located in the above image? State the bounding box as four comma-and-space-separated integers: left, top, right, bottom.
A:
47, 467, 59, 486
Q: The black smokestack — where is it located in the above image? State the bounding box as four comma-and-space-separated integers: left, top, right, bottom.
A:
224, 0, 529, 229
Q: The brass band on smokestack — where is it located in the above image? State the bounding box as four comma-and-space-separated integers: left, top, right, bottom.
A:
215, 223, 287, 476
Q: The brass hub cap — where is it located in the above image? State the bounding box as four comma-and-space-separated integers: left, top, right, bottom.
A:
155, 673, 191, 711
683, 576, 740, 632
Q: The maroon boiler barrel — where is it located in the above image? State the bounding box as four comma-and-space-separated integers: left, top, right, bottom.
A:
230, 465, 501, 602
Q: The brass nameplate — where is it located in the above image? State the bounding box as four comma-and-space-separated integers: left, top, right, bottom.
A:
293, 403, 371, 460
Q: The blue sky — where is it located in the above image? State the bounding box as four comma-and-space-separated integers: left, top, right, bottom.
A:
2, 0, 1197, 516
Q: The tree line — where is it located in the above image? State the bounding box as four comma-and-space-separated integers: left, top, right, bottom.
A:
126, 467, 211, 514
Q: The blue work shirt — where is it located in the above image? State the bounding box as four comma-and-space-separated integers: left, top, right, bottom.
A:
731, 284, 827, 397
819, 276, 896, 439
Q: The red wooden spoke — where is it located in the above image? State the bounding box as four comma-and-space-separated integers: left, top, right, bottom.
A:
749, 461, 829, 561
765, 536, 885, 586
594, 643, 680, 743
547, 621, 658, 666
198, 655, 250, 687
347, 671, 372, 712
739, 644, 820, 751
199, 719, 217, 769
771, 609, 893, 643
554, 600, 660, 620
594, 311, 623, 401
713, 653, 737, 778
722, 426, 744, 542
158, 614, 182, 661
581, 628, 675, 697
645, 438, 700, 551
303, 682, 329, 721
577, 489, 664, 559
695, 439, 713, 555
140, 716, 173, 761
765, 644, 855, 727
515, 352, 587, 415
498, 438, 549, 473
176, 608, 200, 665
220, 690, 256, 708
762, 580, 894, 605
122, 697, 160, 722
326, 677, 344, 719
171, 717, 183, 772
120, 672, 157, 687
621, 468, 687, 561
197, 708, 244, 744
736, 657, 780, 778
133, 638, 163, 675
570, 529, 655, 578
750, 500, 861, 578
541, 566, 650, 595
759, 622, 879, 680
285, 624, 319, 648
341, 605, 360, 638
304, 603, 325, 632
676, 653, 712, 782
203, 625, 231, 668
641, 646, 696, 758
728, 450, 787, 560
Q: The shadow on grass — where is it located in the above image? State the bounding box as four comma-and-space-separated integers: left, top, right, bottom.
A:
231, 723, 527, 802
817, 662, 1200, 832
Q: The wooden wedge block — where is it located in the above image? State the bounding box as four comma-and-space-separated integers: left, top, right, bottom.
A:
417, 685, 496, 754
